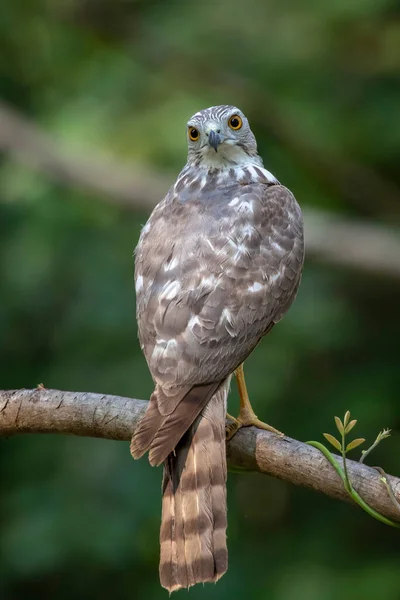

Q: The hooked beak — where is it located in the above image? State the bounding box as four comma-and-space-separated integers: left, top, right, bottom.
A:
208, 130, 222, 152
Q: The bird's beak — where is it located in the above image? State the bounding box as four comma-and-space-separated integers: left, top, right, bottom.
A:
208, 130, 222, 152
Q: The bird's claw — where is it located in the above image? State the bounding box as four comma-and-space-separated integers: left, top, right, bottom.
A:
225, 410, 283, 441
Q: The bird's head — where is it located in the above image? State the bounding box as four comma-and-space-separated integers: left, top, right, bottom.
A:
186, 105, 260, 169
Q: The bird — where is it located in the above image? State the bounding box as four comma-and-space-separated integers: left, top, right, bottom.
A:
130, 105, 304, 592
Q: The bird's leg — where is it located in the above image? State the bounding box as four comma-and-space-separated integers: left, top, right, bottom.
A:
226, 363, 283, 441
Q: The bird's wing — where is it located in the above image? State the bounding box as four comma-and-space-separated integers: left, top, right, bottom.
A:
132, 182, 304, 463
135, 182, 304, 389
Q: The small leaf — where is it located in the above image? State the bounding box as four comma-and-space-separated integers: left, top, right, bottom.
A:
379, 428, 391, 441
346, 438, 366, 452
323, 433, 342, 451
345, 419, 357, 434
334, 416, 344, 435
343, 411, 351, 428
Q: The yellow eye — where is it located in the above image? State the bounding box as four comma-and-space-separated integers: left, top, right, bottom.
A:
188, 126, 200, 141
228, 114, 242, 130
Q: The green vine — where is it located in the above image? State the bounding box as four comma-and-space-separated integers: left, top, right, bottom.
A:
307, 411, 400, 529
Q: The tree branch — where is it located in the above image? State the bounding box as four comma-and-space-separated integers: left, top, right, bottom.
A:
1, 100, 400, 278
1, 388, 399, 522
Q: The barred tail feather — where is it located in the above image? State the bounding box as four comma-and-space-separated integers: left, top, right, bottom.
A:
159, 380, 229, 592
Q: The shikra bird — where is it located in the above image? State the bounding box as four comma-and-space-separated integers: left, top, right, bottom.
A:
130, 105, 304, 592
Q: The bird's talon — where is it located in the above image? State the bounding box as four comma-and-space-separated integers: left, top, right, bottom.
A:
225, 416, 240, 441
226, 410, 283, 441
246, 414, 283, 436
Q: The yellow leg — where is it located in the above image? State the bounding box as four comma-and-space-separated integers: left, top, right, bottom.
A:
226, 363, 283, 440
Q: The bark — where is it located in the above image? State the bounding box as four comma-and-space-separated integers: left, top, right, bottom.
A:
1, 388, 399, 522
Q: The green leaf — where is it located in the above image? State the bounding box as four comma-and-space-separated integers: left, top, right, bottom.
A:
343, 410, 351, 428
307, 441, 400, 529
346, 438, 366, 452
334, 416, 344, 435
345, 419, 357, 434
379, 428, 391, 441
323, 433, 342, 451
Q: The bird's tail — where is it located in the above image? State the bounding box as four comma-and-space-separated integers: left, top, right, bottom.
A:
159, 381, 229, 593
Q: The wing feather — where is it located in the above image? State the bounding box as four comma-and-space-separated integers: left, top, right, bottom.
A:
135, 182, 304, 389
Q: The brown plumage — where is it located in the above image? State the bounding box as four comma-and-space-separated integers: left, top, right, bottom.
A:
130, 105, 304, 592
131, 381, 221, 467
158, 380, 230, 591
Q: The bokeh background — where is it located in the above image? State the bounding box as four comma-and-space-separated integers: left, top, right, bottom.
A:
1, 1, 399, 599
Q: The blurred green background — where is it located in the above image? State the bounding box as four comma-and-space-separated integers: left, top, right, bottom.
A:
1, 1, 399, 599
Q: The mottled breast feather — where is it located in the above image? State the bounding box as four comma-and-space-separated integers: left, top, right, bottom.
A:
135, 164, 304, 388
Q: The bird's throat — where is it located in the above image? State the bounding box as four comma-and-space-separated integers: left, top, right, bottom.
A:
198, 143, 262, 170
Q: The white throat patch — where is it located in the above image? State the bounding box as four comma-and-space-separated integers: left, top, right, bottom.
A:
196, 144, 278, 184
199, 143, 261, 170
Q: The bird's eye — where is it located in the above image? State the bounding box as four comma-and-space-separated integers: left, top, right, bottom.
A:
228, 115, 242, 130
188, 126, 199, 141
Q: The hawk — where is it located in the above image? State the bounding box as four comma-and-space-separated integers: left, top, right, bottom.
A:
130, 105, 304, 592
